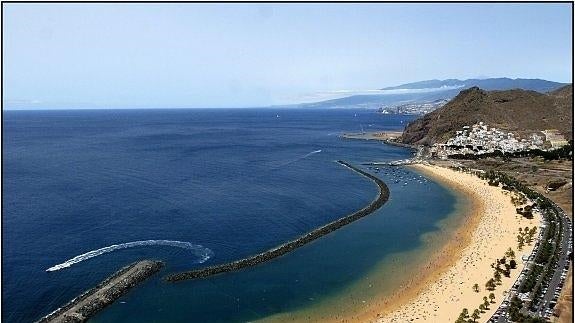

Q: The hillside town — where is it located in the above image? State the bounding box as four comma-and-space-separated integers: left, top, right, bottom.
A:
430, 122, 569, 159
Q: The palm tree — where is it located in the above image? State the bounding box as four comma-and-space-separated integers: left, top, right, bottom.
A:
494, 271, 502, 284
473, 283, 480, 293
510, 259, 517, 269
471, 309, 480, 322
489, 293, 495, 303
505, 248, 515, 259
485, 278, 496, 291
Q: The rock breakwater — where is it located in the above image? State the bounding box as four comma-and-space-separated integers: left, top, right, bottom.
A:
165, 160, 389, 282
37, 260, 163, 323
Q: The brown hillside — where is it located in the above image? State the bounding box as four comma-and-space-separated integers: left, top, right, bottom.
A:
400, 85, 573, 145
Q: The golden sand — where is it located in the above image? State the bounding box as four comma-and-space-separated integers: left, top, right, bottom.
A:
261, 164, 539, 323
376, 164, 540, 323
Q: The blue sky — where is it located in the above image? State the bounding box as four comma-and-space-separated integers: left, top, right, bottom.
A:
2, 3, 572, 109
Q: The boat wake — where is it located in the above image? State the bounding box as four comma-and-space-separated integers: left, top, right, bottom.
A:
273, 149, 322, 169
302, 149, 322, 158
46, 240, 213, 272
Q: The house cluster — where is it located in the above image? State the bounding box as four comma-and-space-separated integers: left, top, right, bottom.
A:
542, 129, 569, 148
430, 122, 547, 158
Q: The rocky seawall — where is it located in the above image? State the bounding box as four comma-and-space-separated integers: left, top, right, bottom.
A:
165, 160, 390, 282
37, 260, 163, 323
340, 132, 417, 150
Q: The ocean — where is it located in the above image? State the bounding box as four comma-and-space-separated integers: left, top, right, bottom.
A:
3, 108, 458, 322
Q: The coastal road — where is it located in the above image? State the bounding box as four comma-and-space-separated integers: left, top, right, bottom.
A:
533, 203, 572, 316
492, 202, 572, 322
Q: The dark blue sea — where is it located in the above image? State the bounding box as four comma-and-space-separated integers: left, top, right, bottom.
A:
3, 108, 458, 322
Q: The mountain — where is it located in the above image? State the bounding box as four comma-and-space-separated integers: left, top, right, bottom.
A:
298, 78, 567, 110
400, 85, 573, 145
299, 90, 454, 109
381, 78, 567, 93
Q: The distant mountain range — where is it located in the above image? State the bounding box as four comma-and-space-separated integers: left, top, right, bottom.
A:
298, 78, 567, 109
380, 78, 566, 92
400, 84, 573, 145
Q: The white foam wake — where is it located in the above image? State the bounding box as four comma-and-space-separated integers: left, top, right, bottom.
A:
302, 149, 322, 158
46, 240, 213, 272
274, 149, 322, 169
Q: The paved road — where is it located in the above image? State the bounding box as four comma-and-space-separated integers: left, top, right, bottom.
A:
531, 203, 572, 317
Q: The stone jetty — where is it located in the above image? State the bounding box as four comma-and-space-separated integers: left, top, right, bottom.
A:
165, 160, 389, 282
37, 260, 163, 323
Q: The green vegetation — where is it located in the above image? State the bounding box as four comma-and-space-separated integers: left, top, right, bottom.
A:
511, 194, 527, 206
510, 259, 517, 269
517, 227, 536, 249
478, 169, 564, 314
473, 283, 480, 293
516, 204, 534, 218
508, 296, 549, 323
505, 248, 516, 259
453, 168, 566, 322
479, 303, 486, 313
485, 278, 496, 291
482, 296, 490, 309
471, 309, 480, 322
489, 293, 495, 303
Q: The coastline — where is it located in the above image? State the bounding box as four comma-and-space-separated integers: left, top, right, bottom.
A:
377, 164, 540, 322
260, 163, 539, 323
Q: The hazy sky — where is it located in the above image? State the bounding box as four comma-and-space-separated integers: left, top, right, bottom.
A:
3, 3, 572, 109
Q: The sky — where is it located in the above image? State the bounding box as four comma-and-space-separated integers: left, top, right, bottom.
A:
2, 3, 573, 109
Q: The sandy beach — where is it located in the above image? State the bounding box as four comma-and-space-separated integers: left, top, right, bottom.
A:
375, 164, 540, 323
261, 163, 540, 323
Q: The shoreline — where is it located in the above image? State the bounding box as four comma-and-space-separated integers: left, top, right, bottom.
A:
259, 163, 481, 323
376, 164, 539, 322
260, 163, 539, 323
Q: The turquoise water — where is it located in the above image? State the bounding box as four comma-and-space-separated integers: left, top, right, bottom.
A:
3, 108, 456, 322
